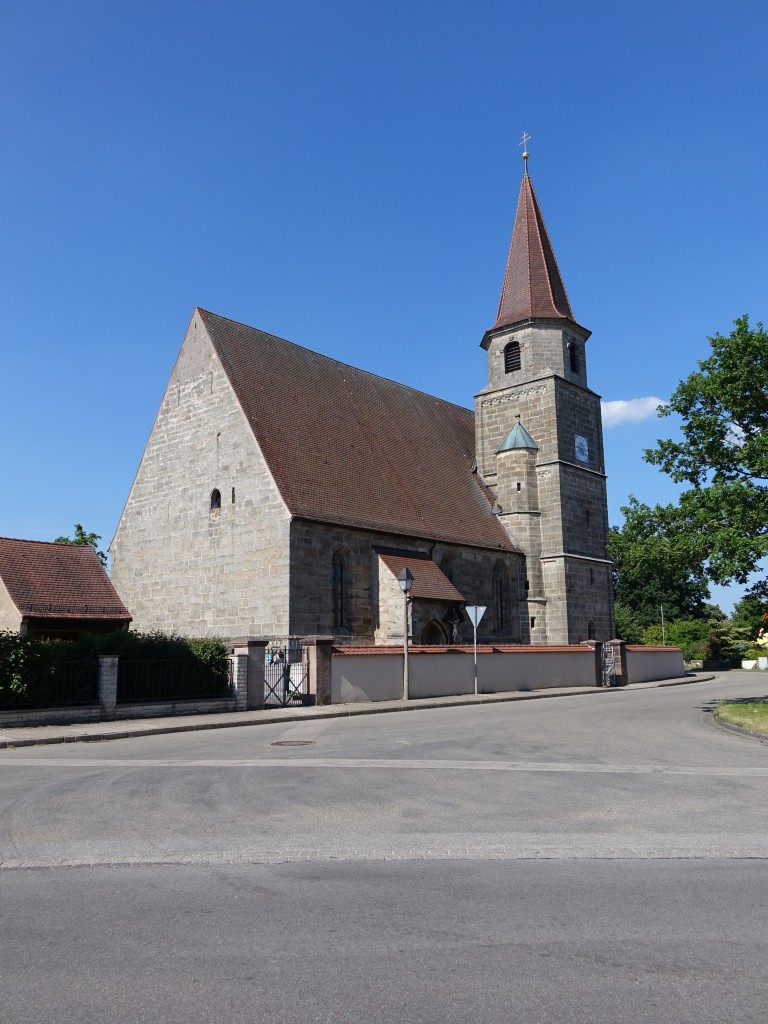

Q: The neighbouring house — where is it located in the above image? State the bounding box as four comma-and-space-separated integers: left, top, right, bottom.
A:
111, 166, 614, 646
0, 538, 131, 639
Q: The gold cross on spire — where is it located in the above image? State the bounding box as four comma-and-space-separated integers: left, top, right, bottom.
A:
519, 131, 531, 175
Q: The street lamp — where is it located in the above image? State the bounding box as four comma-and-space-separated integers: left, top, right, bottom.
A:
397, 567, 414, 700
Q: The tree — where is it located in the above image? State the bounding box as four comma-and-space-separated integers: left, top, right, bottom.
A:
643, 315, 768, 586
608, 497, 710, 631
54, 524, 107, 566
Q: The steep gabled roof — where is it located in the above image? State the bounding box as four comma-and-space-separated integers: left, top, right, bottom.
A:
198, 309, 517, 553
493, 174, 574, 329
0, 538, 131, 620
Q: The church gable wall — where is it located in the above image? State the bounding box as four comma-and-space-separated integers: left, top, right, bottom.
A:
111, 318, 291, 637
288, 521, 522, 645
0, 577, 21, 632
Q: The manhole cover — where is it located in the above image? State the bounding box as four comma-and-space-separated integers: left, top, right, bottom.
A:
271, 740, 315, 747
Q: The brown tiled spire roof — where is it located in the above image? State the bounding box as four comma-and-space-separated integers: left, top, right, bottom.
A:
0, 538, 131, 619
493, 174, 574, 329
199, 310, 518, 553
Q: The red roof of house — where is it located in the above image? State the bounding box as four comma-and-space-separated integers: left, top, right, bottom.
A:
493, 174, 574, 330
199, 309, 519, 553
0, 538, 131, 620
377, 548, 465, 602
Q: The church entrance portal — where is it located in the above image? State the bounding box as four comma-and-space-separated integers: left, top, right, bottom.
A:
420, 621, 447, 645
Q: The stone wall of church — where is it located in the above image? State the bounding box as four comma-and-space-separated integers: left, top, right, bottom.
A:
288, 521, 523, 645
111, 316, 292, 638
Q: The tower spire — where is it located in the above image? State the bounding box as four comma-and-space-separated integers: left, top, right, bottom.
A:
491, 170, 574, 331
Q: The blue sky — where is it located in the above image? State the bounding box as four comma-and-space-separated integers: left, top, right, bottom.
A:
1, 1, 765, 613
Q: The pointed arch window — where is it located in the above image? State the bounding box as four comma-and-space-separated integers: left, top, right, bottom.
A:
504, 341, 521, 374
210, 489, 221, 512
492, 563, 506, 632
332, 553, 345, 629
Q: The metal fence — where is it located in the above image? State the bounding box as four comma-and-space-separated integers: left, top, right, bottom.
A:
117, 659, 233, 704
0, 660, 99, 709
264, 641, 311, 707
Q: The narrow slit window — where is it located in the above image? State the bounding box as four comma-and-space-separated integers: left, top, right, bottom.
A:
332, 553, 345, 629
569, 343, 580, 374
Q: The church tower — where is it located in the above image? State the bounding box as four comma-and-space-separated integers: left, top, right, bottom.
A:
475, 154, 614, 643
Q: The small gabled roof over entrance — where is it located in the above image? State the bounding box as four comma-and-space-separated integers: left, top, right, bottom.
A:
0, 538, 131, 621
377, 548, 465, 602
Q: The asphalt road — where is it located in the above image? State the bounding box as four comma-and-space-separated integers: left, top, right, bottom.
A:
1, 673, 767, 1022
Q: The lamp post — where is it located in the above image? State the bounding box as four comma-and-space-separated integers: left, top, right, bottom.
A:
397, 567, 414, 700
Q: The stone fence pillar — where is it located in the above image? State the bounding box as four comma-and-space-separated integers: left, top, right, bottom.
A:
229, 638, 269, 710
98, 655, 119, 718
229, 653, 249, 711
579, 641, 603, 686
305, 637, 334, 705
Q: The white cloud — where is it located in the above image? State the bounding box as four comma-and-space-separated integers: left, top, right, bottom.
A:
601, 397, 666, 428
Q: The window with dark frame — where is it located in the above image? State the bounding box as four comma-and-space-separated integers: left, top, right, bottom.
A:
493, 564, 505, 632
569, 342, 580, 374
332, 552, 345, 629
504, 340, 521, 373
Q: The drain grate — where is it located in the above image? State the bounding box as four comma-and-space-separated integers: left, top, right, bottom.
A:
271, 740, 315, 747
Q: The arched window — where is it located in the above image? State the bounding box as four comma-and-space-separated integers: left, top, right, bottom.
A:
493, 563, 506, 632
332, 553, 345, 629
210, 489, 221, 512
569, 342, 580, 374
587, 619, 596, 640
504, 341, 521, 373
421, 621, 447, 645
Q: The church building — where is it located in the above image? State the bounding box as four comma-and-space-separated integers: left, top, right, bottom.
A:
111, 165, 614, 646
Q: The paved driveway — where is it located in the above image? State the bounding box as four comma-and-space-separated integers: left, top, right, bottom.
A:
1, 673, 766, 1022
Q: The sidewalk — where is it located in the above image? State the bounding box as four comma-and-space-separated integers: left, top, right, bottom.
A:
0, 674, 714, 749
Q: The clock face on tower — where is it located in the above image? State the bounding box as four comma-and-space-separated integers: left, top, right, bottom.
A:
574, 434, 589, 464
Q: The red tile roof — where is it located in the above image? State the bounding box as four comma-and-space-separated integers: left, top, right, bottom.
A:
493, 174, 574, 329
0, 538, 131, 620
200, 310, 518, 553
377, 549, 465, 602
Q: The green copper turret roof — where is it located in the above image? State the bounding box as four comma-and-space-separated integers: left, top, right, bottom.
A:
496, 420, 538, 452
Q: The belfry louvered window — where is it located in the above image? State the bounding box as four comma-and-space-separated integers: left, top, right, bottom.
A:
504, 341, 521, 373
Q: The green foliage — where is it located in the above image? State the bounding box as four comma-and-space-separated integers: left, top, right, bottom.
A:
642, 619, 711, 661
54, 523, 108, 566
609, 498, 710, 631
0, 630, 229, 707
642, 316, 768, 586
613, 603, 646, 644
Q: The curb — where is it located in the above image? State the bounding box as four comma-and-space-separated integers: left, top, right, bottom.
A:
713, 714, 768, 746
0, 673, 715, 750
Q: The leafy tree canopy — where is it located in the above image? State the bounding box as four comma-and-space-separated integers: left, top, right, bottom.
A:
642, 315, 768, 585
54, 523, 107, 566
608, 497, 710, 630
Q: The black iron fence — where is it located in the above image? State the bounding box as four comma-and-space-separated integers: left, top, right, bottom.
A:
264, 641, 311, 707
0, 660, 99, 709
117, 659, 233, 704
